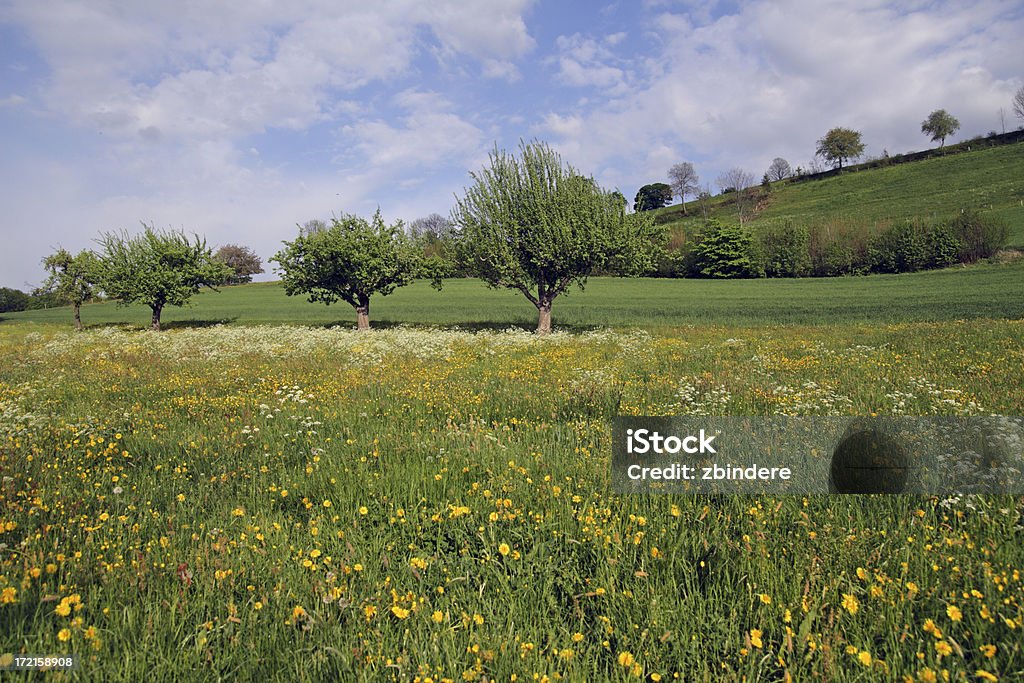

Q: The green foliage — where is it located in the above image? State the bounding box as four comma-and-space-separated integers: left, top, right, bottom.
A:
952, 209, 1009, 262
816, 127, 865, 169
0, 287, 30, 313
41, 248, 100, 328
758, 221, 811, 277
214, 244, 264, 284
868, 220, 930, 273
921, 109, 960, 148
452, 140, 661, 332
271, 210, 421, 329
97, 225, 232, 330
690, 220, 763, 278
634, 182, 674, 211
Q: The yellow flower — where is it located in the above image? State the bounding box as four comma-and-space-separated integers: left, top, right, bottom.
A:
856, 567, 868, 581
980, 645, 996, 658
759, 593, 772, 605
431, 610, 444, 623
498, 543, 510, 556
749, 629, 763, 649
291, 605, 306, 620
935, 641, 952, 657
947, 605, 962, 622
57, 628, 71, 641
390, 606, 410, 619
410, 557, 427, 570
571, 632, 584, 642
363, 605, 376, 619
980, 605, 992, 620
919, 669, 937, 683
858, 651, 872, 666
617, 651, 635, 667
309, 549, 321, 559
473, 613, 484, 625
231, 507, 245, 517
841, 593, 859, 615
322, 500, 331, 507
55, 601, 72, 617
98, 512, 110, 522
1, 587, 18, 604
280, 490, 288, 498
975, 671, 998, 682
254, 602, 263, 610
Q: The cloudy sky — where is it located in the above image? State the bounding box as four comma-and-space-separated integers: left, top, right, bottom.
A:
1, 0, 1021, 289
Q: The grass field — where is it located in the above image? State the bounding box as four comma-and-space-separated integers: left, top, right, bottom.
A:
4, 257, 1024, 331
655, 141, 1024, 247
2, 264, 1023, 680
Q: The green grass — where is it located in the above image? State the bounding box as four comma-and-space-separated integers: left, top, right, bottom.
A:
4, 258, 1024, 332
655, 141, 1024, 246
1, 320, 1022, 681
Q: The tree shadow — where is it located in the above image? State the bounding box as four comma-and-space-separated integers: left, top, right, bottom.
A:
159, 317, 240, 330
310, 319, 608, 334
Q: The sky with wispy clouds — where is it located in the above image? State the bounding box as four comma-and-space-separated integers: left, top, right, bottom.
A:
1, 0, 1021, 289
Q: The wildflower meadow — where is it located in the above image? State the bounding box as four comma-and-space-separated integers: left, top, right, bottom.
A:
1, 320, 1022, 681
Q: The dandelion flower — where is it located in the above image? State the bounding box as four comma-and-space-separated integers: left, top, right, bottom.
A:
935, 641, 952, 657
431, 610, 444, 623
57, 628, 71, 642
947, 605, 962, 622
749, 629, 763, 649
617, 651, 635, 667
841, 593, 859, 615
858, 651, 872, 666
390, 606, 410, 619
498, 543, 511, 556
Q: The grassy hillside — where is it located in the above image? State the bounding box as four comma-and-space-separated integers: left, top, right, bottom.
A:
655, 140, 1024, 246
4, 259, 1023, 331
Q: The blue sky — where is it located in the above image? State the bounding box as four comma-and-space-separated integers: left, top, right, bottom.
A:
1, 0, 1022, 289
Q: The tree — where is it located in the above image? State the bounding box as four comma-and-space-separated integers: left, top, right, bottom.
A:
272, 210, 420, 331
0, 287, 30, 313
214, 244, 264, 284
921, 109, 960, 148
1013, 85, 1024, 121
300, 219, 328, 236
815, 127, 865, 169
452, 140, 660, 334
691, 220, 762, 278
716, 168, 755, 224
633, 183, 674, 212
97, 225, 232, 331
766, 157, 791, 182
408, 213, 453, 240
41, 248, 99, 330
667, 163, 700, 214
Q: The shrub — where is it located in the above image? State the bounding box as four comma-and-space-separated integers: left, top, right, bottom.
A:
690, 220, 764, 278
868, 220, 929, 273
952, 209, 1008, 262
809, 222, 871, 276
758, 221, 811, 277
925, 220, 963, 268
0, 287, 30, 313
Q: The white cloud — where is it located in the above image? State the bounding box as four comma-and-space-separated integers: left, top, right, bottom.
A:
539, 0, 1024, 195
0, 94, 27, 107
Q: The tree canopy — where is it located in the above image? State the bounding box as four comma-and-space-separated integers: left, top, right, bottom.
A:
97, 225, 231, 330
766, 157, 791, 182
452, 140, 660, 334
272, 211, 421, 331
215, 244, 264, 284
41, 248, 99, 330
815, 127, 865, 169
921, 109, 960, 148
633, 183, 674, 212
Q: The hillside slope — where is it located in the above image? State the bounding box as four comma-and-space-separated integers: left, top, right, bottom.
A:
655, 140, 1024, 246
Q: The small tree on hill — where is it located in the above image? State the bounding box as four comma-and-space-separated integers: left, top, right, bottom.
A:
921, 109, 960, 148
453, 140, 660, 334
272, 211, 421, 331
97, 225, 232, 331
634, 183, 674, 212
41, 248, 99, 330
1012, 85, 1024, 122
716, 168, 755, 224
766, 157, 791, 182
816, 127, 865, 169
667, 163, 700, 214
215, 244, 264, 284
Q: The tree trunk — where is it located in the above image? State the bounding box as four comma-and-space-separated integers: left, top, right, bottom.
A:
355, 296, 370, 331
536, 300, 552, 335
73, 303, 82, 331
151, 305, 162, 331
